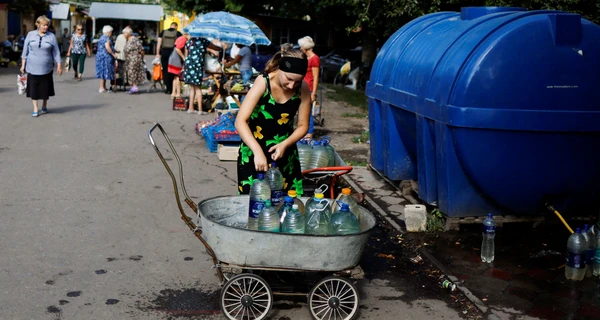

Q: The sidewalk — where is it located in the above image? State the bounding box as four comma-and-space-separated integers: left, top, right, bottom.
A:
346, 166, 600, 320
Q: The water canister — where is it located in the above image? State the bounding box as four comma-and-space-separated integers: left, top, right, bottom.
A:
366, 7, 600, 217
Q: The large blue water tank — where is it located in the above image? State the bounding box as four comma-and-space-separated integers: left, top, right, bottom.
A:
366, 7, 600, 217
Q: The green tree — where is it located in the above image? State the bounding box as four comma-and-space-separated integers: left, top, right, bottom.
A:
8, 0, 50, 17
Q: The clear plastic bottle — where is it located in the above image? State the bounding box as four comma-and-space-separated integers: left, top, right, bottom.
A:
266, 163, 284, 207
308, 140, 330, 169
282, 204, 305, 234
332, 188, 360, 220
481, 213, 496, 263
330, 203, 360, 235
248, 173, 271, 230
305, 194, 332, 235
258, 200, 280, 233
277, 196, 294, 223
286, 190, 305, 214
582, 224, 594, 277
594, 229, 600, 276
565, 228, 586, 281
320, 137, 336, 167
296, 139, 312, 171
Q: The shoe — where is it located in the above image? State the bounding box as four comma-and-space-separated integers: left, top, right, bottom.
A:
77, 76, 82, 81
187, 109, 196, 114
127, 87, 139, 94
40, 108, 48, 114
99, 89, 106, 93
199, 111, 208, 115
31, 111, 39, 117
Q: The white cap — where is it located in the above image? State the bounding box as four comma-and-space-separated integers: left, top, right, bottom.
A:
292, 204, 299, 210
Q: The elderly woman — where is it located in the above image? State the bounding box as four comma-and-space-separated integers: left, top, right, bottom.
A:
20, 15, 62, 117
298, 36, 320, 139
122, 27, 145, 94
95, 25, 117, 93
66, 24, 91, 81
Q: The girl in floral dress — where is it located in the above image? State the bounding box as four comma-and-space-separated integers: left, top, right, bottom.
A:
235, 49, 311, 196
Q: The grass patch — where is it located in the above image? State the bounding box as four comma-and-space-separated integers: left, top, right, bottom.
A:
347, 160, 368, 167
341, 112, 367, 118
352, 131, 370, 144
322, 83, 368, 111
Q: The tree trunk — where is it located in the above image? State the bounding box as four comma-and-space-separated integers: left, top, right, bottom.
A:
360, 27, 378, 88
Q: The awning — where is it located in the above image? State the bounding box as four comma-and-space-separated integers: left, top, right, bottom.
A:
50, 3, 70, 20
89, 3, 163, 21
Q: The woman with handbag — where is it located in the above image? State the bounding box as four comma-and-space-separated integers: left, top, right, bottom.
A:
167, 32, 188, 100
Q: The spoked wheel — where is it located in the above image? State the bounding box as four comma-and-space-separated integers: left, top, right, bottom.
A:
308, 276, 359, 320
220, 273, 273, 320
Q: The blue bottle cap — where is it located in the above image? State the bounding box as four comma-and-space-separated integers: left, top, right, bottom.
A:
257, 173, 265, 180
584, 224, 589, 231
575, 228, 581, 233
284, 196, 293, 203
487, 213, 493, 218
271, 162, 277, 168
340, 203, 349, 211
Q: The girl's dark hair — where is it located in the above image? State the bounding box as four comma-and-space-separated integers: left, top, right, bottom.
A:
264, 48, 307, 73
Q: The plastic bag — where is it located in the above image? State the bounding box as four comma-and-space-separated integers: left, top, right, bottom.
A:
151, 57, 161, 66
152, 64, 162, 81
204, 53, 222, 73
17, 73, 27, 95
64, 57, 71, 72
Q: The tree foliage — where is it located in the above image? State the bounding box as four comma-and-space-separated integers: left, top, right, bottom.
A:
8, 0, 50, 16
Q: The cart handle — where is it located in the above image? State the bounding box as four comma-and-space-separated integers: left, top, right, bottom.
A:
148, 123, 198, 229
301, 166, 353, 199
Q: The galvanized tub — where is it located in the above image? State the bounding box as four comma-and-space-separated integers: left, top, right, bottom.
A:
198, 195, 376, 271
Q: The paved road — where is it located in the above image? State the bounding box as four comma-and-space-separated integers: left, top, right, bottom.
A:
0, 59, 466, 320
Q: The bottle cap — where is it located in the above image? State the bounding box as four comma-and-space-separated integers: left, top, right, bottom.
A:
341, 188, 351, 195
257, 173, 265, 180
314, 193, 324, 199
584, 224, 589, 231
292, 204, 299, 210
271, 162, 277, 168
487, 213, 493, 218
341, 203, 349, 211
575, 228, 581, 233
265, 200, 272, 207
284, 196, 294, 203
288, 190, 297, 197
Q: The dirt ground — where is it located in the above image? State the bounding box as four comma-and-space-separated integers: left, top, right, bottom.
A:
313, 85, 370, 166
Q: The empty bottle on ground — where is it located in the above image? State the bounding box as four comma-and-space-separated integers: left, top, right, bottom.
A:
258, 200, 280, 233
266, 163, 284, 207
297, 139, 312, 171
278, 196, 294, 223
308, 140, 330, 169
330, 203, 360, 235
565, 228, 586, 281
305, 193, 332, 235
248, 173, 271, 230
594, 229, 600, 276
481, 213, 496, 263
582, 224, 595, 277
282, 204, 305, 234
332, 188, 360, 220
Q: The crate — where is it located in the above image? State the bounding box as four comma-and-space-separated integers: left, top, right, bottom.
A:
218, 143, 240, 161
172, 97, 189, 111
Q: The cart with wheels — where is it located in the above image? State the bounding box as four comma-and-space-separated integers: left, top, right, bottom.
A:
149, 123, 376, 320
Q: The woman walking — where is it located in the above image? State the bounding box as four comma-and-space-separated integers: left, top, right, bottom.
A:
122, 27, 145, 94
20, 15, 62, 117
95, 25, 117, 93
66, 24, 91, 81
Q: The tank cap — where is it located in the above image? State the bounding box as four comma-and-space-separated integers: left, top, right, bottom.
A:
460, 7, 526, 20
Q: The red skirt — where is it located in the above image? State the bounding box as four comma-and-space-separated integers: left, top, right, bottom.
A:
168, 64, 182, 75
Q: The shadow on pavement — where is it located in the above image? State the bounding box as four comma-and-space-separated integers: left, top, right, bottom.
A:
48, 104, 107, 114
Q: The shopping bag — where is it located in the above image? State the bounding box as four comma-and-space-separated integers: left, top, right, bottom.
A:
64, 57, 71, 72
152, 64, 162, 81
17, 73, 27, 95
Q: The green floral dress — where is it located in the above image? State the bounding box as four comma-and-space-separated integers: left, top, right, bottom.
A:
237, 72, 303, 196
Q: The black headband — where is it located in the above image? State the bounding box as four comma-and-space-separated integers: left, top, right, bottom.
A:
279, 57, 308, 76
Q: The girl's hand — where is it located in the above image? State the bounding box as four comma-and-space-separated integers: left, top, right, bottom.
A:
254, 152, 269, 172
268, 143, 288, 161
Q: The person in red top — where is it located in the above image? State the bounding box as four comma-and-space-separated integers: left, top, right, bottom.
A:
298, 36, 320, 138
167, 33, 189, 99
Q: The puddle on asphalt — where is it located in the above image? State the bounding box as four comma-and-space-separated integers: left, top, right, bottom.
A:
138, 287, 222, 318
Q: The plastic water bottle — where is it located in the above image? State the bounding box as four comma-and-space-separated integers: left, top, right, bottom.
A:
320, 137, 336, 167
258, 200, 280, 233
565, 228, 586, 281
248, 173, 271, 230
278, 196, 294, 223
282, 204, 305, 234
305, 194, 332, 235
286, 190, 305, 214
330, 203, 360, 235
582, 224, 595, 277
594, 230, 600, 276
481, 213, 496, 263
266, 163, 284, 207
332, 188, 360, 220
308, 140, 329, 169
296, 139, 311, 171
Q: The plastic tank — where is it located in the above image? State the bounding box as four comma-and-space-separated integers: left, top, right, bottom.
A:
366, 7, 600, 217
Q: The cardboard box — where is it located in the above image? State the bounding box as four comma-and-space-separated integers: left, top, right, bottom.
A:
218, 143, 240, 161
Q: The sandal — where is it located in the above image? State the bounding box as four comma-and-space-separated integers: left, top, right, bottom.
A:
40, 108, 48, 114
31, 111, 39, 117
126, 87, 139, 94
